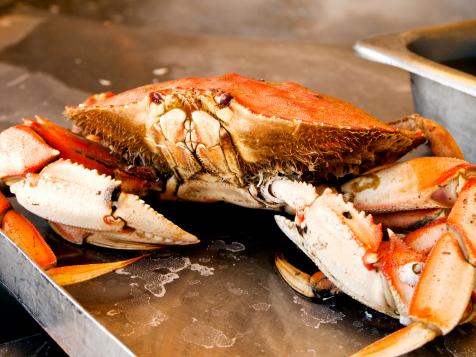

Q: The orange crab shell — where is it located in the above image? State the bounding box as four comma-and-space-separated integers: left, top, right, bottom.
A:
65, 73, 424, 181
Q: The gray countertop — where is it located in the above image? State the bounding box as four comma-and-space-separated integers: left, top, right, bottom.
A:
1, 1, 476, 356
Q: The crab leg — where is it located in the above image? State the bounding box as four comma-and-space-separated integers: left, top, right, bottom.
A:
274, 252, 340, 301
47, 256, 143, 286
0, 191, 142, 285
389, 114, 464, 159
271, 179, 396, 316
0, 191, 56, 269
410, 233, 473, 336
404, 218, 448, 255
26, 116, 157, 195
373, 208, 448, 231
353, 232, 475, 357
273, 174, 476, 356
447, 177, 476, 264
0, 125, 59, 181
26, 116, 116, 175
341, 157, 474, 214
0, 121, 198, 248
9, 159, 198, 247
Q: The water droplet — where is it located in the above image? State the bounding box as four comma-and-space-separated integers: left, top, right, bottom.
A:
182, 319, 237, 349
251, 303, 271, 312
99, 79, 111, 86
106, 309, 121, 316
190, 263, 215, 276
153, 67, 169, 76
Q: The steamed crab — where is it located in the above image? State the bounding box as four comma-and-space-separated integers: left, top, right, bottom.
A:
0, 73, 474, 356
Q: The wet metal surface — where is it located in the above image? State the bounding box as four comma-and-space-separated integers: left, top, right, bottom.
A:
0, 226, 134, 357
0, 11, 415, 121
12, 0, 476, 45
1, 2, 476, 356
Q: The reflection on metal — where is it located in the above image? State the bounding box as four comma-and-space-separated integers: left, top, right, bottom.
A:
354, 19, 476, 162
0, 232, 134, 357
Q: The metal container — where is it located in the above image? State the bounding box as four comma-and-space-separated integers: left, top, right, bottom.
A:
354, 20, 476, 162
0, 232, 134, 356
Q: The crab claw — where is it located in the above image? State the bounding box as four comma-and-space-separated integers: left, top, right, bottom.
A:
274, 177, 476, 356
0, 191, 141, 285
377, 233, 426, 323
341, 157, 475, 213
10, 159, 198, 248
272, 180, 394, 316
352, 178, 476, 356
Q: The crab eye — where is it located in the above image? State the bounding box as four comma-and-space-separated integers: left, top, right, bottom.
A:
150, 92, 163, 104
214, 93, 233, 107
398, 262, 424, 286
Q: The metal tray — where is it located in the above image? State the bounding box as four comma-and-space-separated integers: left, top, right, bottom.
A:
2, 200, 400, 357
354, 19, 476, 162
0, 229, 134, 356
1, 11, 476, 357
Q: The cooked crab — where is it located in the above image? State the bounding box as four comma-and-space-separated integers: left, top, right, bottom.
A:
0, 73, 473, 356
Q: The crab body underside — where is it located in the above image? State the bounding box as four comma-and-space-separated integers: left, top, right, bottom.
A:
0, 73, 474, 357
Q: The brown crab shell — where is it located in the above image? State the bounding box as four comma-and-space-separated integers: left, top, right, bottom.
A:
65, 73, 424, 182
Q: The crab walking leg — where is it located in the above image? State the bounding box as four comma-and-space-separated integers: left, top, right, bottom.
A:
0, 125, 59, 180
26, 116, 115, 175
373, 208, 448, 231
352, 323, 438, 357
353, 233, 475, 357
48, 222, 163, 250
274, 252, 340, 300
389, 114, 464, 159
0, 191, 56, 269
410, 234, 474, 334
47, 256, 144, 286
9, 159, 198, 246
447, 177, 476, 264
404, 218, 448, 255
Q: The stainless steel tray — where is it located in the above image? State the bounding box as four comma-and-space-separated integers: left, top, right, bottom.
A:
354, 20, 476, 162
0, 230, 134, 357
2, 201, 393, 356
1, 11, 475, 357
